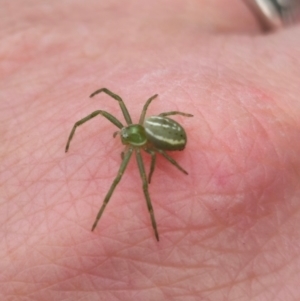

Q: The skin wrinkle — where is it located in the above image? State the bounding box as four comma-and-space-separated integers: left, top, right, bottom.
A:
237, 99, 284, 166
207, 94, 288, 206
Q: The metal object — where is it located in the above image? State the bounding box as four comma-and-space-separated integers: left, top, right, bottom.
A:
243, 0, 300, 32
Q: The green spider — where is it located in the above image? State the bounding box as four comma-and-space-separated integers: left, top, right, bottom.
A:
65, 88, 193, 241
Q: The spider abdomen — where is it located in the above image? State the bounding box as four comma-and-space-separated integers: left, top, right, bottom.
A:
144, 116, 187, 151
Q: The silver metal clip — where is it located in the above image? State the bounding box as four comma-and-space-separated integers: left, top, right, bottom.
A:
243, 0, 300, 32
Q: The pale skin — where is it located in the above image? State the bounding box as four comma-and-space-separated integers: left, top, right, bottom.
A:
1, 0, 300, 300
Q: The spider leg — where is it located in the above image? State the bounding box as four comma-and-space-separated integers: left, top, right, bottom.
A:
90, 88, 133, 125
91, 147, 134, 231
139, 94, 158, 125
144, 148, 156, 184
157, 149, 188, 175
135, 149, 159, 241
65, 110, 124, 152
159, 111, 193, 118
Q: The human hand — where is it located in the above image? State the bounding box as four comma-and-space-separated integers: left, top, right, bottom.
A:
1, 1, 300, 300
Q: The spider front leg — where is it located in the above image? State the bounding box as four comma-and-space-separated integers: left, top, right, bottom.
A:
91, 147, 134, 231
144, 148, 156, 184
159, 111, 193, 118
65, 110, 124, 152
90, 88, 133, 125
139, 94, 158, 124
136, 149, 159, 241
